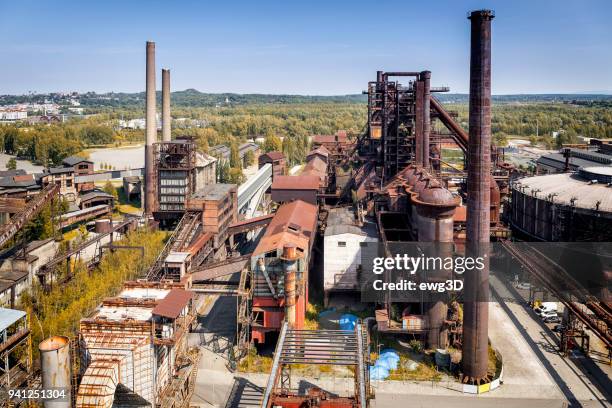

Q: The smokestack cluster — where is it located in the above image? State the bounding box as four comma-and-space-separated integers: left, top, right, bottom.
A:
144, 42, 172, 216
462, 9, 494, 383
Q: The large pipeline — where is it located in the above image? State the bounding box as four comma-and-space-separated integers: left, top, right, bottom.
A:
462, 9, 494, 383
144, 41, 157, 215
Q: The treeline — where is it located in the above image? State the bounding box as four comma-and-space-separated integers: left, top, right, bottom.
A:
441, 103, 612, 147
0, 121, 125, 166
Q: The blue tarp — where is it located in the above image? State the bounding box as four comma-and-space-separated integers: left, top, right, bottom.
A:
369, 348, 400, 380
338, 313, 358, 331
369, 365, 390, 381
376, 355, 399, 370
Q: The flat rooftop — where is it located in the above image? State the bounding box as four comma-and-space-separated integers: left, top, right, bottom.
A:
514, 169, 612, 213
192, 183, 236, 200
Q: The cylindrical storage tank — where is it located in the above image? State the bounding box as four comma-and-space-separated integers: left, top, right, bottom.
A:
95, 219, 112, 234
39, 336, 71, 408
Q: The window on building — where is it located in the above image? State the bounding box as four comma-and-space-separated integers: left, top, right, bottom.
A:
337, 241, 346, 247
66, 180, 72, 187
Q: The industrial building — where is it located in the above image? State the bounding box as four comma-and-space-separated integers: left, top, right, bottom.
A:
249, 200, 318, 344
536, 147, 612, 174
258, 151, 286, 180
271, 175, 319, 205
76, 280, 198, 408
323, 207, 377, 303
153, 137, 217, 225
510, 166, 612, 241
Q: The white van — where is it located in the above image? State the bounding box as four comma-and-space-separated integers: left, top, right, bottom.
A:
535, 302, 557, 316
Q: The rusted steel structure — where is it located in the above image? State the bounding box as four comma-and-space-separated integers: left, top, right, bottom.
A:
76, 281, 198, 408
0, 183, 58, 249
144, 41, 157, 216
462, 9, 494, 384
502, 242, 611, 353
250, 200, 318, 344
261, 322, 370, 408
153, 138, 197, 223
37, 217, 137, 289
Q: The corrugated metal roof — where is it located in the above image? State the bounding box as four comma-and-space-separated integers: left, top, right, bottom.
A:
0, 308, 26, 332
272, 175, 319, 190
537, 154, 611, 171
253, 200, 318, 256
152, 289, 193, 319
63, 156, 93, 166
301, 156, 327, 181
514, 171, 612, 213
260, 151, 285, 160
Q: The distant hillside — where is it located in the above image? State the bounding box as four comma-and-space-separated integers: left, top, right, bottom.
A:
2, 89, 612, 109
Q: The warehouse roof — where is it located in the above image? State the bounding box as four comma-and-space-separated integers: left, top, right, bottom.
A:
152, 289, 193, 319
272, 175, 319, 190
260, 151, 285, 161
513, 168, 612, 213
63, 156, 93, 166
253, 200, 318, 256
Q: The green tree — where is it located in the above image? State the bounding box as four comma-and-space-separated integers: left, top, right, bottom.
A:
6, 157, 17, 170
263, 134, 282, 153
103, 181, 119, 204
244, 150, 255, 167
228, 167, 245, 185
3, 128, 17, 154
230, 143, 242, 169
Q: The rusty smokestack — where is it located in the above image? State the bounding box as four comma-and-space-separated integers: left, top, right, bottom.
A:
462, 9, 494, 383
162, 68, 171, 142
144, 41, 157, 216
282, 244, 299, 328
421, 71, 431, 169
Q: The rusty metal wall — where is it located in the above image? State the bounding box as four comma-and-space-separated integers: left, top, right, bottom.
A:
463, 9, 494, 383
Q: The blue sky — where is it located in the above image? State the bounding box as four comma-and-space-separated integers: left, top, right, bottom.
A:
1, 0, 610, 95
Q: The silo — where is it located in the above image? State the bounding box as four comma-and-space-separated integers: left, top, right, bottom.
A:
39, 336, 71, 408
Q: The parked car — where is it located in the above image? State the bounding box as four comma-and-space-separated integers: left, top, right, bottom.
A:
553, 324, 567, 332
516, 282, 531, 290
540, 311, 558, 320
544, 315, 562, 323
535, 302, 558, 316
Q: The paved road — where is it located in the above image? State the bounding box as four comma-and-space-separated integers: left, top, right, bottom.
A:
490, 274, 611, 408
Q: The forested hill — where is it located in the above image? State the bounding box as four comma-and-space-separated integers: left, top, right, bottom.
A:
2, 89, 612, 109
